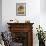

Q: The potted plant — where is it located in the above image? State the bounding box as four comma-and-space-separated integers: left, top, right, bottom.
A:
36, 25, 45, 46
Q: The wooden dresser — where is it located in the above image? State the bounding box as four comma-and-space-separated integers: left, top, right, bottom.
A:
7, 23, 34, 46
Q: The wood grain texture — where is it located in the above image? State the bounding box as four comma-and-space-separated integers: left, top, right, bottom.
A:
7, 23, 34, 46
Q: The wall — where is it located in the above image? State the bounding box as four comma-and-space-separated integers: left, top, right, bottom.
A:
40, 0, 46, 31
40, 0, 46, 13
2, 0, 40, 30
2, 0, 46, 46
0, 0, 2, 32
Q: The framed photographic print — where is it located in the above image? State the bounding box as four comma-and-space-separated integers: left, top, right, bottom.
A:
16, 3, 26, 16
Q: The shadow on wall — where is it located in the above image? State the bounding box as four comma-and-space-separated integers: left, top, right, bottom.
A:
0, 0, 2, 32
0, 16, 2, 32
40, 0, 46, 13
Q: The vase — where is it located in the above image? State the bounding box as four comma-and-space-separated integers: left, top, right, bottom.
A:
39, 40, 45, 46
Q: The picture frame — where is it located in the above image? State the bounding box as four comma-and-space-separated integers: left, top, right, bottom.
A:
16, 3, 26, 16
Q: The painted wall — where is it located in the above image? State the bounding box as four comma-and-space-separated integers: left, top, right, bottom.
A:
0, 0, 2, 32
2, 0, 46, 46
40, 0, 46, 31
2, 0, 40, 31
40, 0, 46, 13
